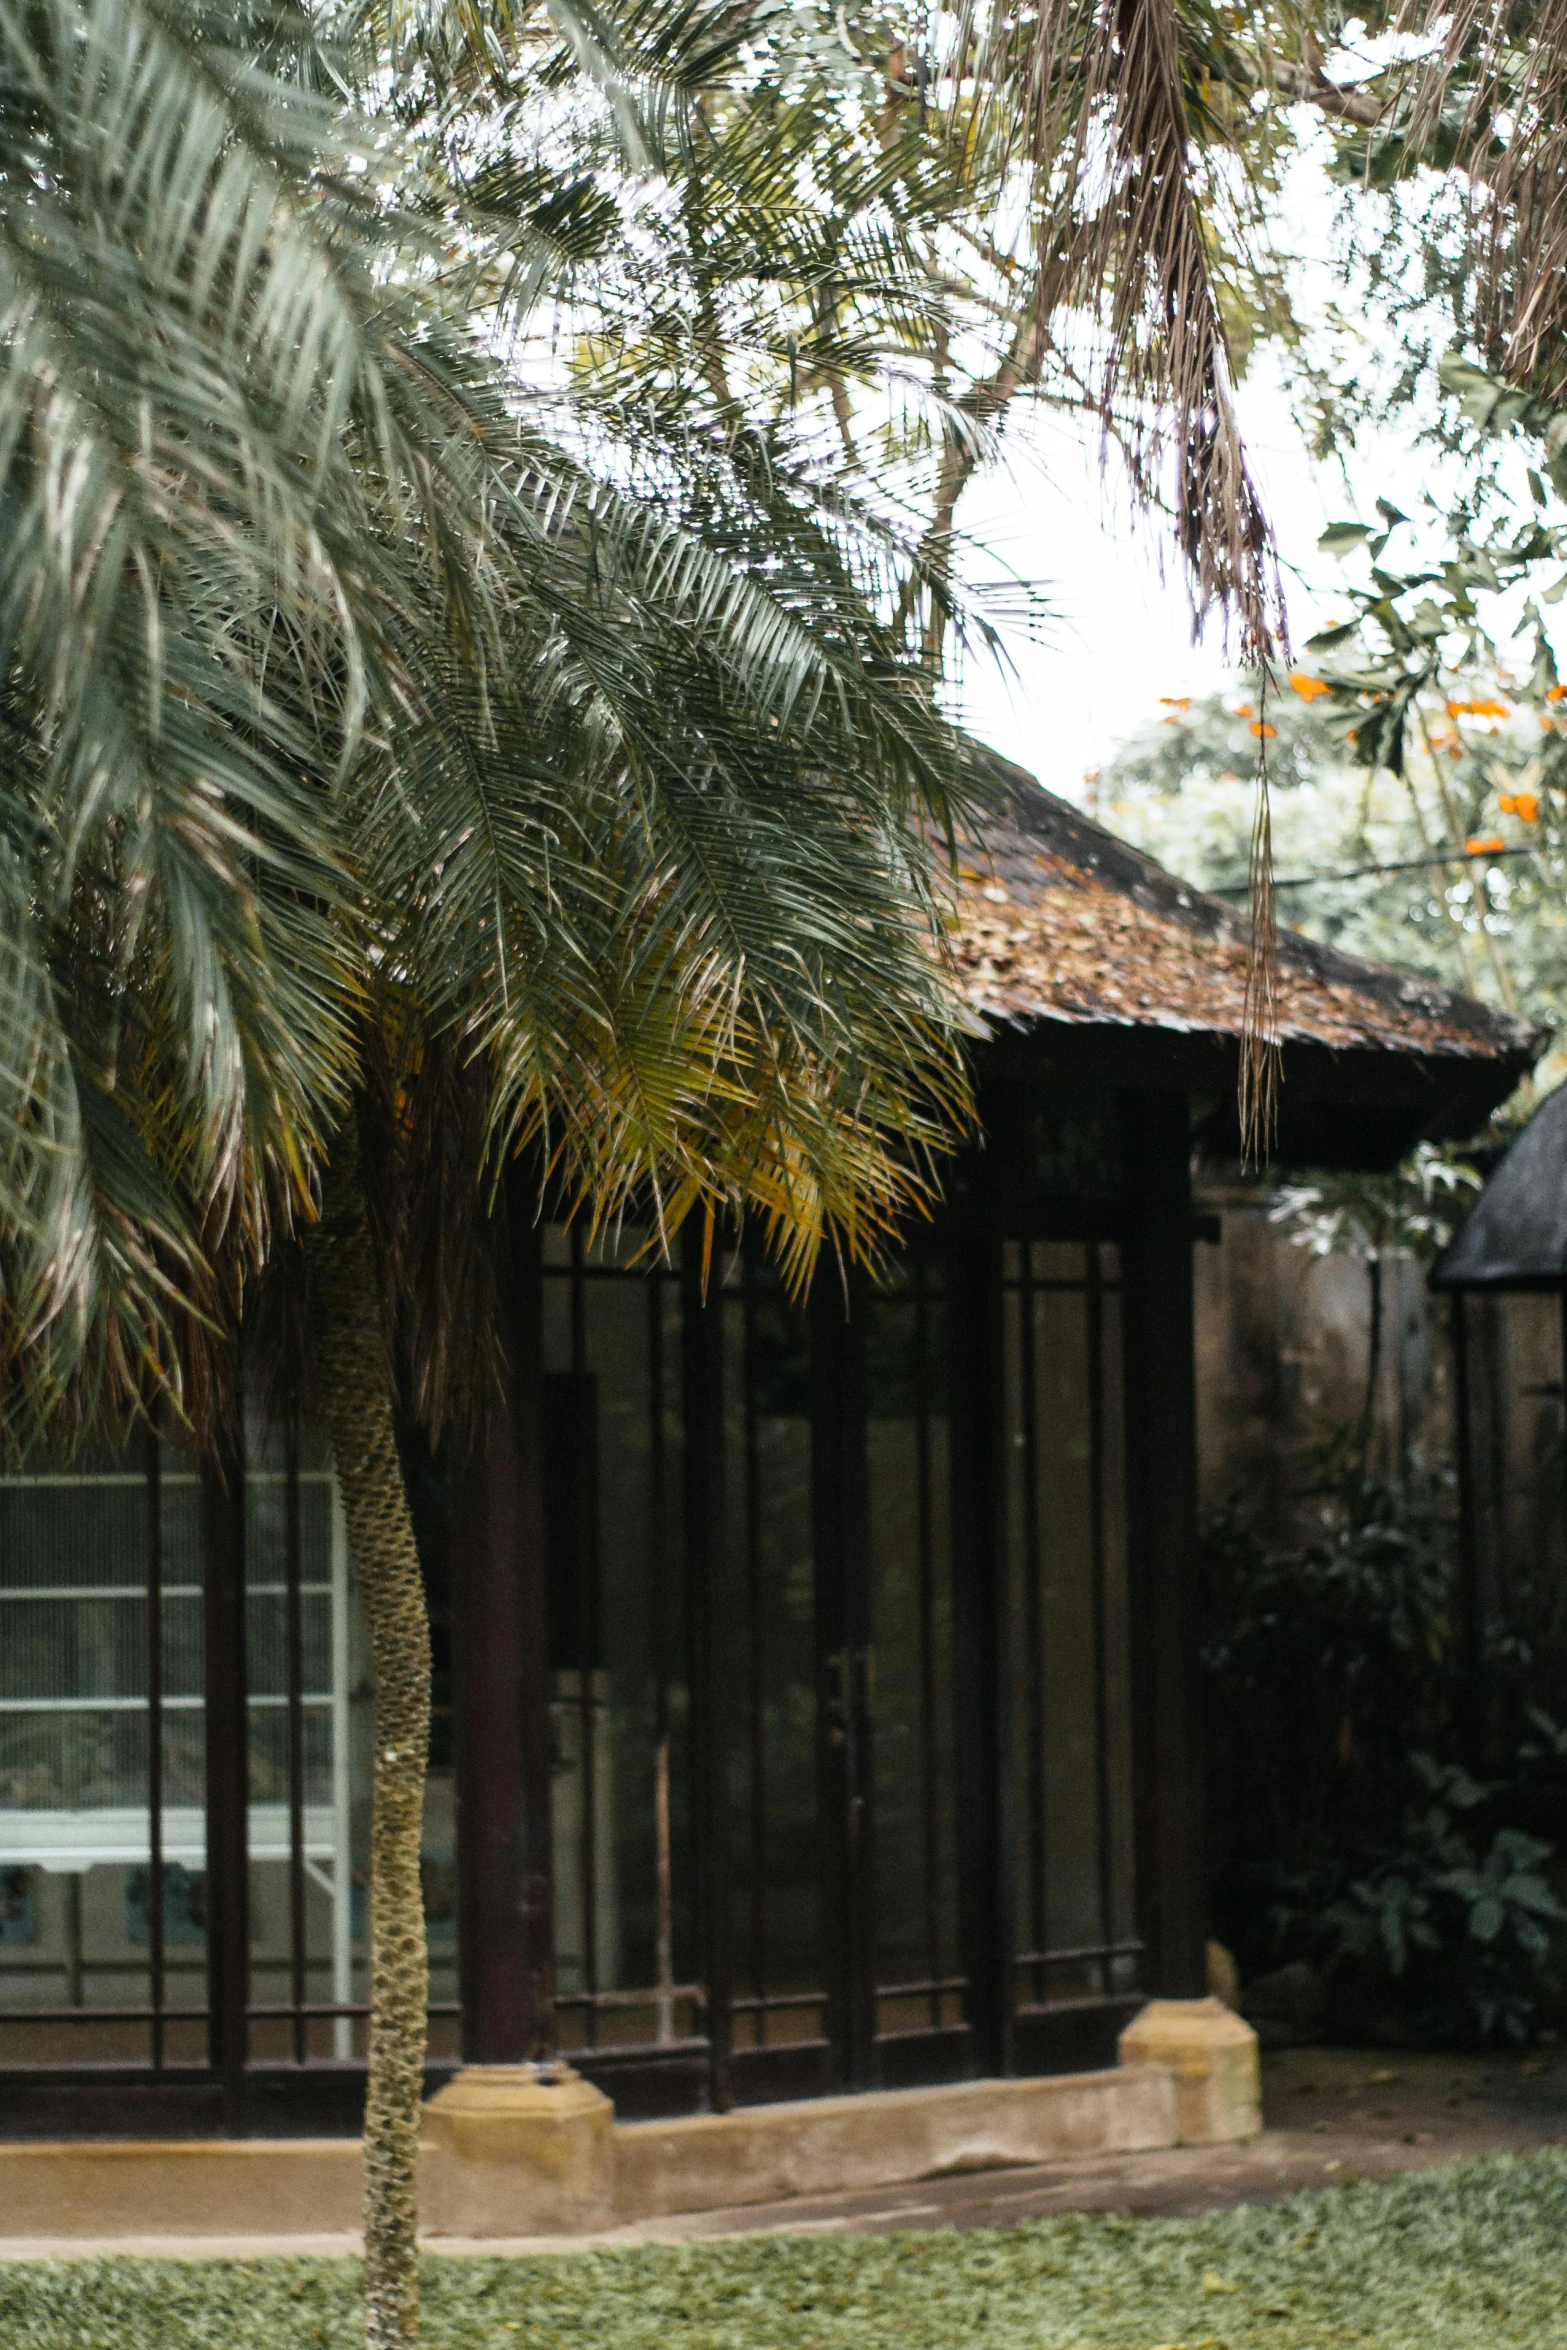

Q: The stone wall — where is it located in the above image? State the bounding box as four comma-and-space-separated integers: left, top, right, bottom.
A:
1192, 1171, 1567, 1705
1192, 1174, 1453, 1528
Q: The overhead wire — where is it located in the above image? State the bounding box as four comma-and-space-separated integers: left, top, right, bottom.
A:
1207, 842, 1549, 898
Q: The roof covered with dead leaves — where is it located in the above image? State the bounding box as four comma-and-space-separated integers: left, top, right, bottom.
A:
951, 763, 1545, 1071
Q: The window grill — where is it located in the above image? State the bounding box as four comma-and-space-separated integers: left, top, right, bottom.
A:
1002, 1239, 1141, 2022
0, 1437, 362, 2070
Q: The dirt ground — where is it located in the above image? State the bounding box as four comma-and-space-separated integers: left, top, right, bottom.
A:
8, 2045, 1567, 2258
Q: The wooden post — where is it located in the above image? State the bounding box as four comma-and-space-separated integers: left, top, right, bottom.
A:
1120, 1090, 1207, 2001
452, 1200, 556, 2063
948, 1225, 1012, 2077
1449, 1289, 1483, 1769
200, 1405, 249, 2131
682, 1228, 733, 2112
811, 1269, 875, 2089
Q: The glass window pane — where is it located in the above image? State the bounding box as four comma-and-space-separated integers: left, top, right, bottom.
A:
243, 1423, 367, 2064
542, 1230, 693, 2052
0, 1442, 207, 2065
867, 1261, 963, 2039
722, 1246, 823, 2051
1004, 1241, 1138, 2014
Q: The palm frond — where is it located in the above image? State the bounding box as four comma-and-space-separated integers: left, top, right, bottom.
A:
3, 0, 1011, 1443
1393, 1, 1567, 398
987, 0, 1284, 658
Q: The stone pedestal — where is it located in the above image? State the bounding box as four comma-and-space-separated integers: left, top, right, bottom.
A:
421, 2062, 615, 2237
1117, 1997, 1261, 2145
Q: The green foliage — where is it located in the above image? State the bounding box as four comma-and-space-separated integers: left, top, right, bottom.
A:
0, 0, 1015, 1444
1270, 1145, 1483, 1271
10, 2153, 1567, 2346
1103, 672, 1567, 1060
1203, 1434, 1567, 2044
1203, 1432, 1464, 1968
1318, 1755, 1564, 2045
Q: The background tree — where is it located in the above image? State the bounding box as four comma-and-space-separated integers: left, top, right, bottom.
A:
1101, 662, 1567, 1063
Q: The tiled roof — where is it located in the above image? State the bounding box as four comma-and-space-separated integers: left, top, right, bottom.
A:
950, 763, 1546, 1070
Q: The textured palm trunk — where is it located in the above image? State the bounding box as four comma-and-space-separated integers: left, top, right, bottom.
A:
312, 1134, 430, 2350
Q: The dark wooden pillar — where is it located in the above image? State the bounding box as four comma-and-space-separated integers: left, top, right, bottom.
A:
811, 1269, 875, 2089
948, 1225, 1012, 2077
1120, 1089, 1206, 2000
1449, 1289, 1483, 1768
200, 1409, 249, 2130
452, 1197, 556, 2063
682, 1228, 733, 2111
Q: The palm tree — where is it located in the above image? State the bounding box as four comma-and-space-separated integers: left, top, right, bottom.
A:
0, 6, 992, 2340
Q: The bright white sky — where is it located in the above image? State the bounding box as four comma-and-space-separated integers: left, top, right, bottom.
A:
948, 355, 1353, 797
942, 124, 1510, 805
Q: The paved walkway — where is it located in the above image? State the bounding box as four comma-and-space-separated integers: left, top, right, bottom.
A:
7, 2046, 1567, 2259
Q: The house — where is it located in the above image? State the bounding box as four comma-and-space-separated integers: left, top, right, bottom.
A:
0, 764, 1541, 2216
1431, 1078, 1567, 1752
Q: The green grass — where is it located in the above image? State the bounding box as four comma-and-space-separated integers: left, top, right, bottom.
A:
5, 2150, 1567, 2349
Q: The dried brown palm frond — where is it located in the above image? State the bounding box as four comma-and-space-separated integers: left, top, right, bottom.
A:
1239, 676, 1280, 1162
992, 0, 1285, 657
1397, 0, 1567, 397
971, 0, 1289, 1146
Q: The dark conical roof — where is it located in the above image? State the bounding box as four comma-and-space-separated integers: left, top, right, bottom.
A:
1432, 1082, 1567, 1290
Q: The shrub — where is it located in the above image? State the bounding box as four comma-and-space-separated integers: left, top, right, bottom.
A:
1202, 1431, 1567, 2043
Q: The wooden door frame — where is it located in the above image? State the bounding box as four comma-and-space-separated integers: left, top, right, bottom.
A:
1120, 1087, 1207, 2000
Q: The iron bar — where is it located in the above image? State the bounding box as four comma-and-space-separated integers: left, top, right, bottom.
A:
682, 1226, 733, 2111
648, 1274, 676, 2047
283, 1423, 308, 2064
200, 1411, 250, 2127
1086, 1243, 1115, 1993
245, 2001, 461, 2020
7, 2003, 211, 2025
144, 1423, 165, 2070
1017, 1245, 1046, 2009
1013, 1938, 1143, 1966
914, 1262, 942, 2032
570, 1226, 598, 2048
743, 1247, 768, 2050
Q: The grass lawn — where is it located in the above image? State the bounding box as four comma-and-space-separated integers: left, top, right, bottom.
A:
5, 2149, 1567, 2349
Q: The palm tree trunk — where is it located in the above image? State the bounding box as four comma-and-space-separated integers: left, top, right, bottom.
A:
312, 1129, 430, 2350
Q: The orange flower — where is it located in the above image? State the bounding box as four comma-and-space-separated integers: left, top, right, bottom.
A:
1158, 695, 1190, 710
1499, 792, 1540, 822
1233, 701, 1255, 718
1549, 684, 1567, 701
1447, 696, 1511, 718
1289, 673, 1331, 702
1465, 834, 1506, 855
1250, 720, 1277, 738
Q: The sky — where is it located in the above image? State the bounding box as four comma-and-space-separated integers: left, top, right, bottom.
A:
946, 363, 1344, 799
939, 128, 1514, 807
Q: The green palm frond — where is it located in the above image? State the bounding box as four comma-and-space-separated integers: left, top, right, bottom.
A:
3, 0, 1016, 1446
367, 432, 984, 1271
